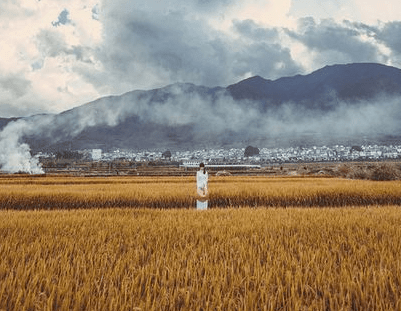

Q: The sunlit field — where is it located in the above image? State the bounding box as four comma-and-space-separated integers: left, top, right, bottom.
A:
1, 175, 401, 310
1, 207, 401, 310
1, 175, 401, 209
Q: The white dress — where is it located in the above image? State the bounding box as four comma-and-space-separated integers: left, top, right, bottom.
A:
196, 170, 208, 197
196, 169, 209, 210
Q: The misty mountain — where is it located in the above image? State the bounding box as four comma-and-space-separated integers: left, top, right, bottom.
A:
227, 63, 401, 109
3, 62, 401, 153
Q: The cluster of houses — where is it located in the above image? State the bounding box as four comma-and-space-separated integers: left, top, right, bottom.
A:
93, 144, 401, 164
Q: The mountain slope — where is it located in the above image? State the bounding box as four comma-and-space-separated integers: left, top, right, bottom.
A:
3, 62, 401, 152
227, 63, 401, 109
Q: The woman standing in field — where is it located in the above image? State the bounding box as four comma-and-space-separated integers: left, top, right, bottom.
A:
196, 163, 208, 210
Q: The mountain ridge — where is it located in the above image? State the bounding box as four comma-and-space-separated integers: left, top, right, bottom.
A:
227, 63, 401, 105
2, 62, 401, 152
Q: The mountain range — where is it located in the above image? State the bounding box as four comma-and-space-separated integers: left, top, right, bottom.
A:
3, 62, 401, 153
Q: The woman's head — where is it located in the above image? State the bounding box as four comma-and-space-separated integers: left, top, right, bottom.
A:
200, 162, 206, 174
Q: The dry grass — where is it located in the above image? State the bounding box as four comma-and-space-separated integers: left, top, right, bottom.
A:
334, 162, 401, 180
0, 175, 401, 209
1, 176, 401, 310
1, 207, 401, 310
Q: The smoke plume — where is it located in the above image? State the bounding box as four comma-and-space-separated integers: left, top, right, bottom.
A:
0, 119, 45, 174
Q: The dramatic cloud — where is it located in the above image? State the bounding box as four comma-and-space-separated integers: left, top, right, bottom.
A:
84, 1, 301, 96
285, 18, 386, 68
375, 22, 401, 55
1, 0, 401, 119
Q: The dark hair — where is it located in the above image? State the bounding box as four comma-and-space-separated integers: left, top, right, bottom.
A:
200, 162, 206, 174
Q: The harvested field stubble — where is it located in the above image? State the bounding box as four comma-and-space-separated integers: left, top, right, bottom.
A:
1, 175, 401, 209
1, 207, 401, 310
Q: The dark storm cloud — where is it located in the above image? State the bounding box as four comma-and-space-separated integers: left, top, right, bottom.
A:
87, 1, 301, 93
342, 20, 378, 37
231, 20, 300, 77
232, 42, 299, 78
375, 22, 401, 54
27, 1, 401, 111
233, 19, 280, 42
97, 8, 229, 87
286, 18, 382, 63
331, 20, 401, 61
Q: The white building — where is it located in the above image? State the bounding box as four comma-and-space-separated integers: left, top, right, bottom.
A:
91, 149, 102, 161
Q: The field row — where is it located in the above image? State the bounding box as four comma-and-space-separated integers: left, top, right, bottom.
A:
1, 176, 401, 209
1, 207, 401, 310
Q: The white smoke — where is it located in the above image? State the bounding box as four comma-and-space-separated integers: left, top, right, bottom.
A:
1, 84, 401, 174
0, 118, 50, 174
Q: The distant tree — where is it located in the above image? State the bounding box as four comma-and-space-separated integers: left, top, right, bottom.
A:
55, 150, 83, 160
351, 146, 363, 152
162, 150, 172, 158
244, 146, 259, 157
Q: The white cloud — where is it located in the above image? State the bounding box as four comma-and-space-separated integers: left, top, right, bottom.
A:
213, 0, 295, 32
1, 0, 401, 118
352, 0, 401, 24
288, 0, 401, 25
237, 0, 293, 27
289, 0, 351, 21
0, 0, 101, 116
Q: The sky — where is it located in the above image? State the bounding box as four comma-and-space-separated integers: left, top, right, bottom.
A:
2, 0, 401, 117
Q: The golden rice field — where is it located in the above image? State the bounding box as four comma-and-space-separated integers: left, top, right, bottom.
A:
1, 175, 401, 310
1, 207, 401, 310
0, 175, 401, 209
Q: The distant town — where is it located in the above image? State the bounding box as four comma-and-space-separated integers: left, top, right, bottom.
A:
44, 144, 401, 165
